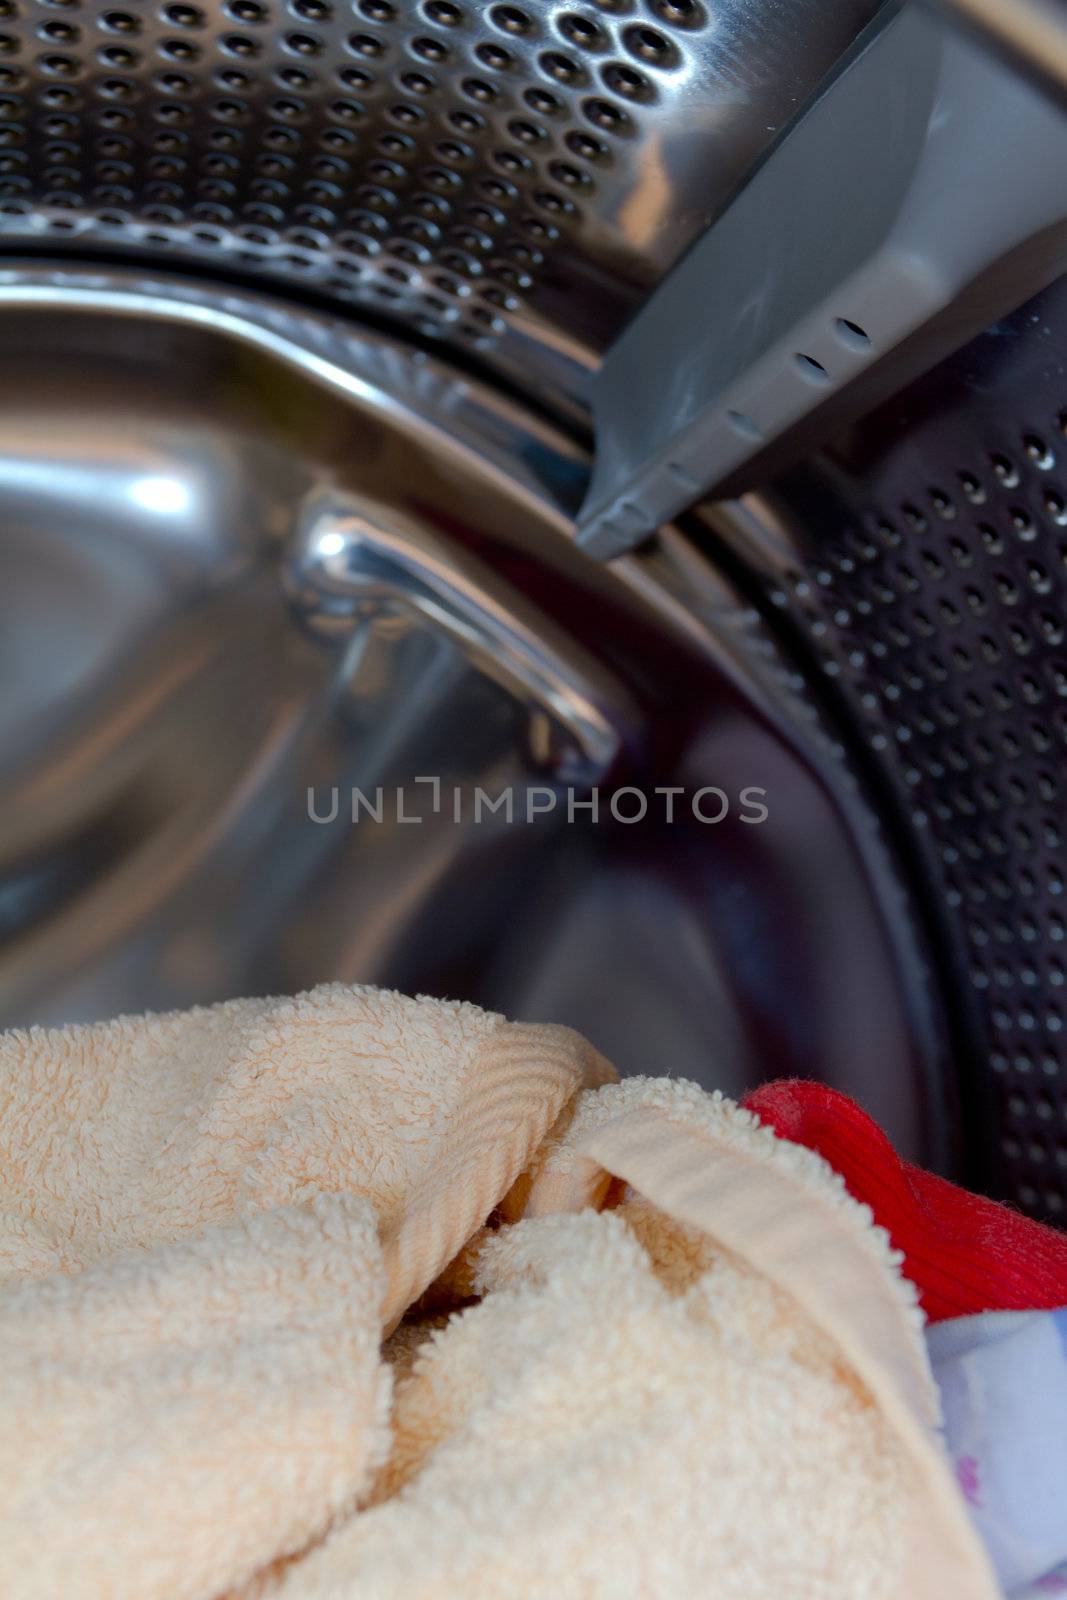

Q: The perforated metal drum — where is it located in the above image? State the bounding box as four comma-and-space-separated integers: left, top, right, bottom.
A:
0, 0, 882, 411
2, 0, 1067, 1221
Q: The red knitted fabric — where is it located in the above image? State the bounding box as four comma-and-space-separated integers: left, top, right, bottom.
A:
742, 1080, 1067, 1324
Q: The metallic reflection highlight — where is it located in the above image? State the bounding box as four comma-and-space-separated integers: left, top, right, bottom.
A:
0, 269, 944, 1163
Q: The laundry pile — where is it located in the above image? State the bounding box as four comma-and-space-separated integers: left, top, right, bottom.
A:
747, 1080, 1067, 1600
0, 984, 1064, 1599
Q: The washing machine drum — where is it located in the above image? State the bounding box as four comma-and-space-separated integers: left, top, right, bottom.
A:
1, 0, 1066, 1225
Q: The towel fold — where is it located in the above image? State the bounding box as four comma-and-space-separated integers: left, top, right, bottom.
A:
0, 985, 999, 1600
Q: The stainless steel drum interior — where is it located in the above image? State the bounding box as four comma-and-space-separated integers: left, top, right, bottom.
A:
2, 0, 1067, 1221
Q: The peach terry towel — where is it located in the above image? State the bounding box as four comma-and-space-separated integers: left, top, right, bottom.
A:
0, 984, 999, 1600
